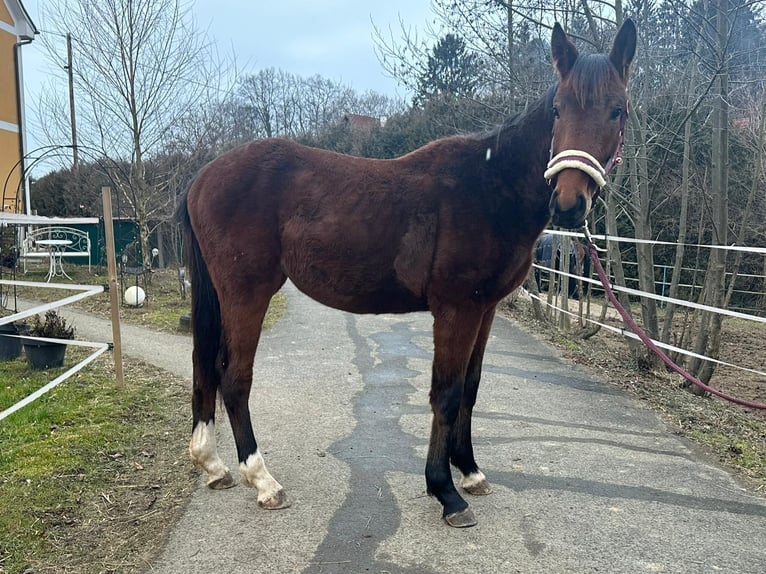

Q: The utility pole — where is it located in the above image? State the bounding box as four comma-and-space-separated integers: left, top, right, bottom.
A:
506, 1, 513, 91
66, 33, 78, 172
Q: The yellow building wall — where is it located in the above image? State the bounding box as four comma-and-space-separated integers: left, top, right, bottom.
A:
0, 16, 22, 211
0, 130, 21, 211
0, 32, 20, 125
0, 2, 12, 24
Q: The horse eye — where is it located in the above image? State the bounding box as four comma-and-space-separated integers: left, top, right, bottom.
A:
552, 106, 560, 119
611, 107, 623, 120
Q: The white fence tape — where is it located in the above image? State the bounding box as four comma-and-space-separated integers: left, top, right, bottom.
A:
0, 281, 104, 327
532, 263, 766, 323
0, 279, 110, 423
544, 228, 766, 255
532, 229, 766, 382
526, 291, 766, 379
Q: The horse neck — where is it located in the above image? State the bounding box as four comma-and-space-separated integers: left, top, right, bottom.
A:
478, 89, 555, 230
490, 88, 555, 185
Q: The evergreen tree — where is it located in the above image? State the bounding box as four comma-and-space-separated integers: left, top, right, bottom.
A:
415, 34, 480, 105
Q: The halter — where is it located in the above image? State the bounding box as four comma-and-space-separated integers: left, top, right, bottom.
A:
544, 101, 630, 200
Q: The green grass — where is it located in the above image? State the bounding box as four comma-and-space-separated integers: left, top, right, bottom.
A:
0, 349, 191, 573
0, 350, 120, 569
0, 264, 288, 572
551, 332, 581, 353
689, 430, 766, 482
684, 412, 766, 486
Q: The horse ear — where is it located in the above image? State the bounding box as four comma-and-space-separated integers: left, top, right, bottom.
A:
551, 23, 579, 79
609, 19, 637, 82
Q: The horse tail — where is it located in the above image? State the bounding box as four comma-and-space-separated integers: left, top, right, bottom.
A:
177, 192, 227, 411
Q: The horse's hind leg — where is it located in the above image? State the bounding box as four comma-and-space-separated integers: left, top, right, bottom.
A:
219, 287, 290, 510
452, 305, 495, 496
426, 303, 486, 528
190, 330, 236, 489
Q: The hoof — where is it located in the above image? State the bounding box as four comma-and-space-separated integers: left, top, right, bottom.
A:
258, 489, 291, 510
444, 508, 477, 528
463, 479, 493, 496
208, 471, 236, 490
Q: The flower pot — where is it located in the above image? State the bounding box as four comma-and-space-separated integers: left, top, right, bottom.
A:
178, 313, 192, 332
0, 323, 28, 361
23, 339, 67, 370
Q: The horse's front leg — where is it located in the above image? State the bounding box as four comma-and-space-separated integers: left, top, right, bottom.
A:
426, 304, 486, 528
452, 305, 496, 496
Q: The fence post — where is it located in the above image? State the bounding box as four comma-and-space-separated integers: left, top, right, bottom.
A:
101, 187, 124, 387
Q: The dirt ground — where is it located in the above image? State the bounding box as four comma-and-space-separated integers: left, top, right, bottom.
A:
714, 319, 766, 406
514, 291, 766, 406
501, 292, 766, 493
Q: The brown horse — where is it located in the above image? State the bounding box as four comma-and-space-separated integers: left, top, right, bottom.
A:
178, 21, 636, 528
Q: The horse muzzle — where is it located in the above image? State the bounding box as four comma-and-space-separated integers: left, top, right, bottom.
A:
545, 149, 607, 228
548, 188, 589, 228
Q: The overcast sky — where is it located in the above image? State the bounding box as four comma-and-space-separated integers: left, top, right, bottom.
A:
20, 0, 436, 166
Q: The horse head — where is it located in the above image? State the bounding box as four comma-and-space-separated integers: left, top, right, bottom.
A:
546, 20, 636, 228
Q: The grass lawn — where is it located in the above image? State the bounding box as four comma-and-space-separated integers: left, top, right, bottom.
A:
0, 350, 193, 573
0, 263, 287, 573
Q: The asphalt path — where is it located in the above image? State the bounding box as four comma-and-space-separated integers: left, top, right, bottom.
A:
56, 283, 766, 573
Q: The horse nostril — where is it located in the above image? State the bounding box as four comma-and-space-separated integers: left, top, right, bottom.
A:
548, 190, 560, 215
575, 193, 586, 214
549, 190, 589, 228
565, 193, 587, 219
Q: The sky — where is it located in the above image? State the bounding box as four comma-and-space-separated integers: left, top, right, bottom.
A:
19, 0, 436, 172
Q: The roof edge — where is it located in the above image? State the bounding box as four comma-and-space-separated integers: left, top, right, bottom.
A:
7, 0, 39, 38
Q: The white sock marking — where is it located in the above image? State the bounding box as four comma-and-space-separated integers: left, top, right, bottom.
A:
189, 422, 230, 485
460, 470, 487, 489
240, 449, 284, 503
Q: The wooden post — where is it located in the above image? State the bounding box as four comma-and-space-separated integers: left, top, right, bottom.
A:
101, 187, 124, 387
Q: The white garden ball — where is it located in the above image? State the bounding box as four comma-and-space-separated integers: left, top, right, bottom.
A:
124, 285, 146, 306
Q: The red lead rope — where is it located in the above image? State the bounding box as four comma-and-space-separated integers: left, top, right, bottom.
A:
584, 236, 766, 410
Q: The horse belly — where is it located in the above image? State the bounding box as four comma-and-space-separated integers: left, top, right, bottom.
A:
287, 268, 428, 314
293, 279, 427, 314
276, 172, 437, 314
280, 237, 428, 315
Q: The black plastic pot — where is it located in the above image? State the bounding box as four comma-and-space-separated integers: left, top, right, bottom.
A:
0, 323, 28, 361
23, 339, 67, 370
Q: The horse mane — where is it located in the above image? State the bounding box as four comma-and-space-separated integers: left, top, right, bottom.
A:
481, 54, 620, 144
495, 85, 556, 134
474, 85, 555, 157
568, 54, 622, 107
478, 55, 620, 153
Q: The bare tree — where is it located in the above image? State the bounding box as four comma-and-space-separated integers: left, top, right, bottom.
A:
233, 70, 403, 143
38, 0, 225, 270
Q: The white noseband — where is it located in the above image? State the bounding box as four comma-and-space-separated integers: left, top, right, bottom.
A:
544, 149, 607, 188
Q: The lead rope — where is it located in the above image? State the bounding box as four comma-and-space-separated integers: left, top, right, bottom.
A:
583, 222, 766, 410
